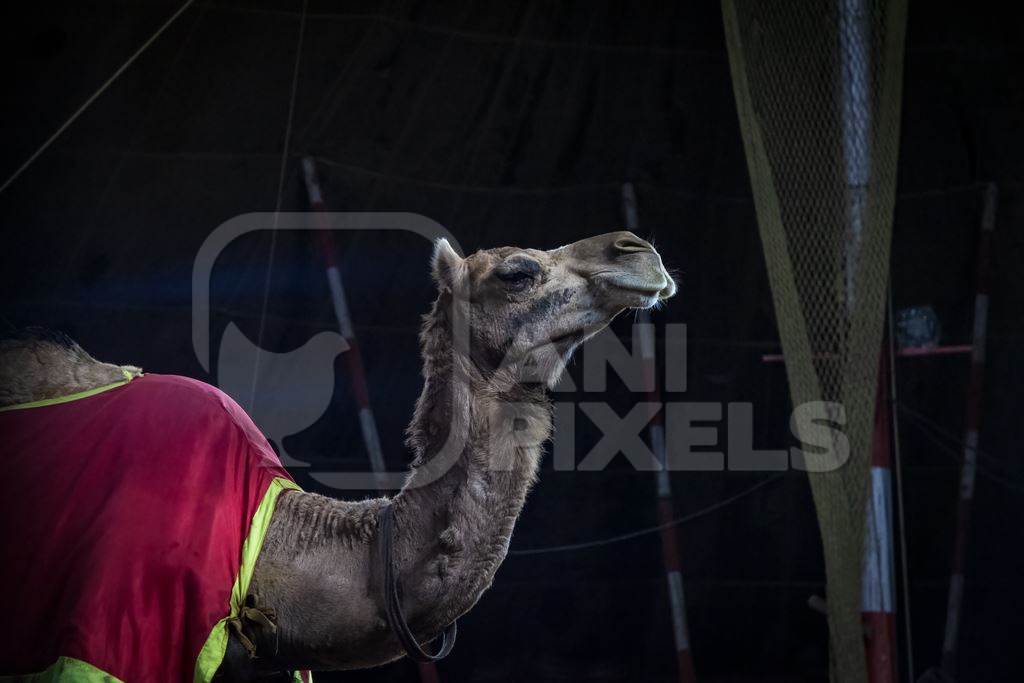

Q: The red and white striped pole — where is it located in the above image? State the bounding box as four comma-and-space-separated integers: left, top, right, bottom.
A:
862, 348, 896, 683
301, 158, 388, 486
623, 182, 698, 683
302, 158, 442, 683
940, 181, 997, 675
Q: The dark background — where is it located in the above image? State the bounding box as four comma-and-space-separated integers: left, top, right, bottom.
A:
1, 1, 1022, 681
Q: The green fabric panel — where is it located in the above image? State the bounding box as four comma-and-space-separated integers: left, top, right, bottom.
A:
194, 477, 303, 683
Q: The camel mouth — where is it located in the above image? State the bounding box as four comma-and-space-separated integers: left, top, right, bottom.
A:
594, 271, 677, 305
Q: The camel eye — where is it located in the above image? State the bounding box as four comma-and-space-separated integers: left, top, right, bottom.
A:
494, 258, 541, 291
495, 269, 535, 291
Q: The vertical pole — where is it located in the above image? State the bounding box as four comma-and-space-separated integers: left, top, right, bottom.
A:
940, 182, 997, 675
302, 158, 441, 683
839, 0, 872, 313
862, 349, 896, 683
301, 158, 387, 486
838, 4, 898, 676
623, 182, 698, 683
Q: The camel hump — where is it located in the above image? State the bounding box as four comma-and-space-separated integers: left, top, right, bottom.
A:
116, 373, 285, 468
0, 327, 140, 408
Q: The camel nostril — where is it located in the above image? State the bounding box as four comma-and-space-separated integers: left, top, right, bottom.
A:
612, 235, 654, 255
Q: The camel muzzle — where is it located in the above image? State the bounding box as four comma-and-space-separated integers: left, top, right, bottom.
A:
564, 231, 677, 304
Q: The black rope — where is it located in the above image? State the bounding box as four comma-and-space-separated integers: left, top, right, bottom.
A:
377, 504, 458, 662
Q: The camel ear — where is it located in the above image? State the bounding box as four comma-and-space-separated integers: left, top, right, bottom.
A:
431, 238, 463, 290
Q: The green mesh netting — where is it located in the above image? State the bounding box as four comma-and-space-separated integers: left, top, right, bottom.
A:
721, 1, 907, 681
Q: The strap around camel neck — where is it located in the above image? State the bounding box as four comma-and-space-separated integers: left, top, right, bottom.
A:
377, 504, 458, 662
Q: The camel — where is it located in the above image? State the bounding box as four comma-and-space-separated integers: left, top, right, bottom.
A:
0, 231, 676, 680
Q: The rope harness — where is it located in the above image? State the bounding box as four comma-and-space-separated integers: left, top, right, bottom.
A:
231, 503, 457, 669
377, 504, 458, 662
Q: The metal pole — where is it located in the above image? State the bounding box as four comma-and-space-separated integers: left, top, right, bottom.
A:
622, 182, 698, 683
940, 182, 997, 675
862, 348, 896, 683
836, 2, 899, 677
302, 158, 441, 683
301, 158, 388, 487
839, 0, 872, 313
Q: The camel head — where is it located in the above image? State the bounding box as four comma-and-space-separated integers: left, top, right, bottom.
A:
431, 231, 676, 385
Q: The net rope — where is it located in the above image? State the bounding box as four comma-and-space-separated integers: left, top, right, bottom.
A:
721, 2, 907, 680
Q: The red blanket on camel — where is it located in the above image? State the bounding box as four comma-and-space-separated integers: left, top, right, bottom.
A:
0, 373, 307, 682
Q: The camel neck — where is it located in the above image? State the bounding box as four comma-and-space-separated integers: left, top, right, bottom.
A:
390, 310, 551, 633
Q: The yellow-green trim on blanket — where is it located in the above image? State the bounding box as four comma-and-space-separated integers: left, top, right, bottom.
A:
0, 369, 137, 413
194, 477, 306, 683
0, 655, 123, 682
